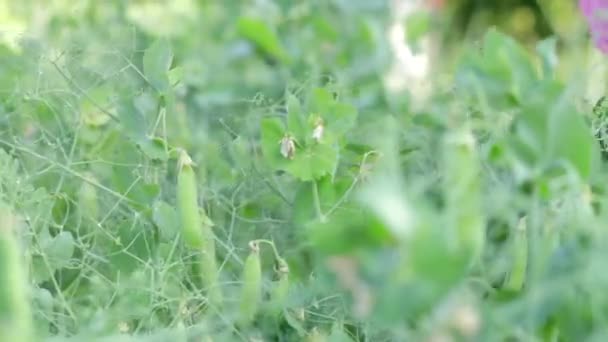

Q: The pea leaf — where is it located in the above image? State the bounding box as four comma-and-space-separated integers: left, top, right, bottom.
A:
536, 37, 558, 80
118, 98, 147, 140
44, 231, 75, 271
287, 93, 306, 141
547, 97, 596, 179
286, 142, 338, 181
261, 117, 290, 170
329, 102, 357, 136
152, 201, 179, 241
404, 11, 431, 51
136, 136, 169, 161
237, 17, 289, 63
311, 87, 334, 114
143, 38, 173, 93
308, 205, 394, 255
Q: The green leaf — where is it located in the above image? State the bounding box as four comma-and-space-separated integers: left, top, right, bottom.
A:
44, 231, 75, 271
308, 205, 394, 255
261, 117, 290, 169
536, 37, 558, 80
483, 28, 538, 97
118, 98, 146, 140
547, 98, 596, 179
286, 142, 338, 181
287, 93, 306, 141
311, 87, 335, 114
455, 28, 538, 111
143, 38, 173, 93
329, 102, 357, 137
136, 136, 169, 161
168, 66, 184, 86
152, 201, 179, 241
404, 11, 431, 51
237, 17, 289, 63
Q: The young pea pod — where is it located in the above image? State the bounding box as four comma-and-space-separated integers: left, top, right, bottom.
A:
268, 257, 289, 317
443, 129, 485, 262
0, 204, 33, 342
239, 241, 262, 326
504, 218, 527, 291
177, 150, 222, 305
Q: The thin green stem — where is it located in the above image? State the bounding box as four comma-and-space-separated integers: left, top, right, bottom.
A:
312, 180, 326, 222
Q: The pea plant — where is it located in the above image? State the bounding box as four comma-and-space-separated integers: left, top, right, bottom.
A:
1, 1, 608, 341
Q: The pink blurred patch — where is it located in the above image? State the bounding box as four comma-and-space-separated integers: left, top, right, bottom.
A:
580, 0, 608, 53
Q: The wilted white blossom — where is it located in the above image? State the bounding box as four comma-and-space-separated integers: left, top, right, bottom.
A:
312, 122, 324, 142
279, 135, 296, 159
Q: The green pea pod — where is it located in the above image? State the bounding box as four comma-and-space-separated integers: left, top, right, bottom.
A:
239, 241, 262, 325
0, 204, 33, 342
177, 150, 222, 305
268, 257, 289, 317
443, 129, 485, 261
504, 219, 527, 291
177, 151, 206, 250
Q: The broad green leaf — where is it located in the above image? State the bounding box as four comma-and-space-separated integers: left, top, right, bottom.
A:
261, 117, 290, 169
286, 142, 338, 181
404, 11, 431, 51
329, 102, 357, 136
237, 17, 289, 63
547, 99, 595, 179
407, 220, 469, 287
143, 39, 173, 93
536, 37, 558, 80
31, 256, 52, 284
483, 28, 538, 99
168, 66, 184, 85
510, 80, 561, 167
152, 201, 179, 241
44, 231, 75, 271
311, 87, 334, 114
308, 205, 394, 255
455, 28, 538, 112
136, 136, 169, 161
287, 93, 306, 141
118, 98, 147, 140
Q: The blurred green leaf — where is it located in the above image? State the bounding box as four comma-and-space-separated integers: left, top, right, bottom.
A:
308, 205, 394, 255
136, 137, 169, 161
286, 142, 338, 181
143, 39, 174, 93
44, 231, 75, 271
237, 17, 289, 63
547, 98, 596, 179
287, 93, 306, 141
261, 117, 289, 170
405, 11, 431, 51
152, 201, 179, 241
536, 37, 558, 79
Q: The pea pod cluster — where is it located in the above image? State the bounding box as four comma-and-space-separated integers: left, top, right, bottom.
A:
177, 150, 222, 305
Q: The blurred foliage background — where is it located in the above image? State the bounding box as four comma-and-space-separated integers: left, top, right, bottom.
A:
1, 0, 607, 341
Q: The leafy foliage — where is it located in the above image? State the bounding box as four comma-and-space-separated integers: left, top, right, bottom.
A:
0, 1, 607, 342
